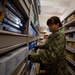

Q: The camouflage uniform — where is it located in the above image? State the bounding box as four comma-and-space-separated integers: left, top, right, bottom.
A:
29, 30, 68, 75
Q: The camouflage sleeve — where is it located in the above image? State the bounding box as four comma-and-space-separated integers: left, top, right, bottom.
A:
29, 52, 50, 64
29, 54, 42, 63
37, 34, 52, 49
47, 33, 66, 63
38, 39, 49, 49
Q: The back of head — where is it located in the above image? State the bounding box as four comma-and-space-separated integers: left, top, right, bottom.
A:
47, 16, 62, 27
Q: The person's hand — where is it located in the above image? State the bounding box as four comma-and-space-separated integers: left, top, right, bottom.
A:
34, 46, 39, 52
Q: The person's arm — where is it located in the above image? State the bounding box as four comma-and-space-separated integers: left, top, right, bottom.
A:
38, 35, 50, 49
34, 39, 49, 51
34, 34, 51, 51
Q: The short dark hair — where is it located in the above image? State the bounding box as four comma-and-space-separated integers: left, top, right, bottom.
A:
47, 16, 62, 27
